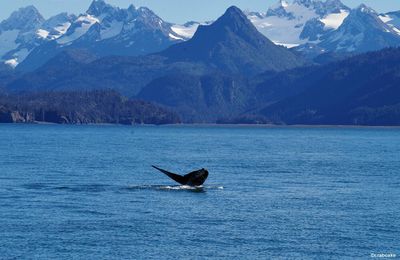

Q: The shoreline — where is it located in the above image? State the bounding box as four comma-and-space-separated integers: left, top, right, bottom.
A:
163, 123, 400, 129
1, 122, 400, 129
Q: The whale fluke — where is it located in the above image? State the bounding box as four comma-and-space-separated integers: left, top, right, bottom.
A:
152, 165, 209, 186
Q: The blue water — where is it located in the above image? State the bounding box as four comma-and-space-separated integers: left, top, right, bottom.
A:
0, 125, 399, 259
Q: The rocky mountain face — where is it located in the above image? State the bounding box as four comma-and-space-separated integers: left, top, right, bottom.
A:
160, 6, 306, 75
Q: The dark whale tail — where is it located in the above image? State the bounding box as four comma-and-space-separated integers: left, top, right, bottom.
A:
152, 166, 209, 186
152, 166, 187, 185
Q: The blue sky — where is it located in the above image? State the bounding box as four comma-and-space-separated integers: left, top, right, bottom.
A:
1, 0, 399, 24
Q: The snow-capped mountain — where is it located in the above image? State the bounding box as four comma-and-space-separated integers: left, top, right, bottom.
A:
0, 6, 78, 69
167, 0, 400, 53
56, 0, 181, 45
0, 5, 44, 32
17, 0, 186, 71
316, 5, 400, 53
247, 0, 400, 56
247, 0, 350, 47
0, 6, 45, 68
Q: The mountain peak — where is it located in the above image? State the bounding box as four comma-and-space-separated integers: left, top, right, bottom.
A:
325, 0, 343, 4
219, 6, 248, 22
356, 4, 375, 14
0, 5, 44, 31
127, 4, 136, 13
266, 0, 294, 18
225, 5, 244, 15
212, 6, 255, 32
41, 12, 75, 29
14, 5, 39, 14
323, 0, 350, 12
270, 0, 289, 9
161, 6, 306, 74
317, 3, 400, 53
293, 0, 317, 8
87, 0, 117, 16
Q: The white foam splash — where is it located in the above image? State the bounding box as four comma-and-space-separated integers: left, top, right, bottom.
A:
126, 185, 224, 191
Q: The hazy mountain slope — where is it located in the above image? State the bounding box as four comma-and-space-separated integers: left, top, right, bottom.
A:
260, 48, 400, 125
138, 73, 251, 122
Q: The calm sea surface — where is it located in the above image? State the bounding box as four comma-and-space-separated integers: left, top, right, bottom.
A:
0, 124, 399, 259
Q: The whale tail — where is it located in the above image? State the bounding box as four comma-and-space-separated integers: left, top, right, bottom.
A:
152, 165, 187, 185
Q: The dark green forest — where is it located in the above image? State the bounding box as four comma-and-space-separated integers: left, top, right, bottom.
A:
0, 90, 180, 125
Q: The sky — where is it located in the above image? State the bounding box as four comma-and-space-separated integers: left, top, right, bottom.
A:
1, 0, 400, 24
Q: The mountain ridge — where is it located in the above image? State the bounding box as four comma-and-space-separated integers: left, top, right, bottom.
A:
2, 0, 400, 69
8, 5, 307, 97
258, 47, 400, 125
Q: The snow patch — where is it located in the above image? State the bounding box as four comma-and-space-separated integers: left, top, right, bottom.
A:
54, 22, 72, 36
321, 10, 349, 30
3, 48, 30, 68
379, 15, 393, 23
281, 0, 289, 8
392, 27, 400, 35
57, 15, 99, 44
249, 3, 318, 47
169, 33, 184, 41
39, 22, 72, 40
4, 59, 18, 68
380, 14, 400, 35
171, 24, 200, 39
272, 41, 300, 48
37, 29, 50, 39
249, 15, 309, 47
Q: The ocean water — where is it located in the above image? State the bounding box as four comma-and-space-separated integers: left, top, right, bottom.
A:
0, 124, 399, 259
